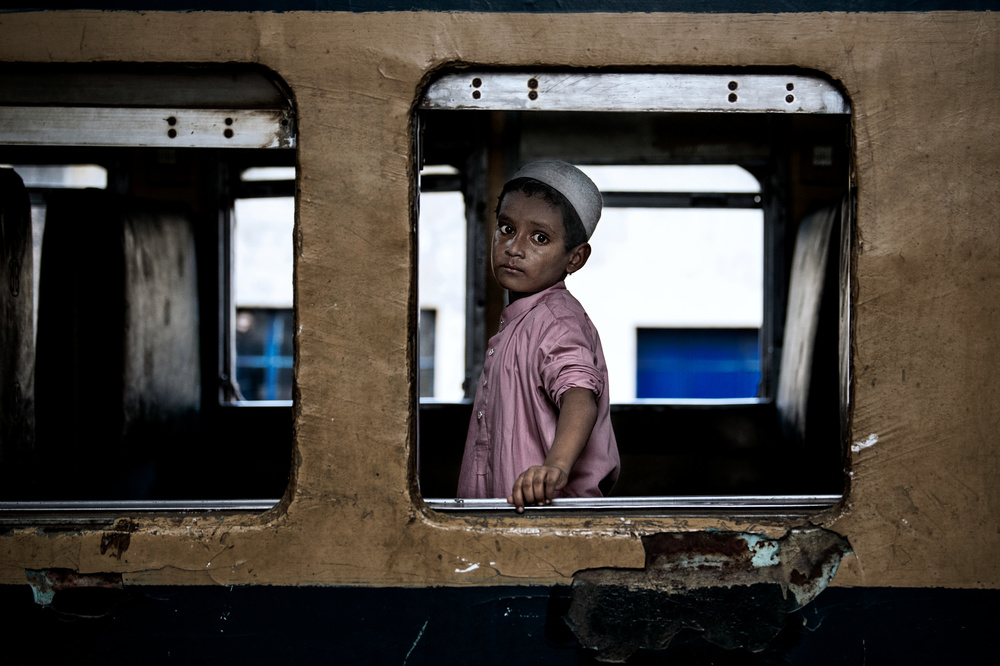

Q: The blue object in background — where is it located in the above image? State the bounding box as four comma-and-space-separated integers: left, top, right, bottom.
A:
636, 328, 760, 399
236, 308, 294, 401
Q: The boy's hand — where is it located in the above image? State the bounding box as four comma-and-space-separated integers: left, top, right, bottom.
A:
508, 464, 570, 513
506, 388, 598, 513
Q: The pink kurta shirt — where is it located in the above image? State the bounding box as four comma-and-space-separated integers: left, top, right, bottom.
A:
457, 282, 620, 499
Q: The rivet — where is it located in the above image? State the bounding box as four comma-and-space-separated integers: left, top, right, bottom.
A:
728, 93, 738, 103
166, 116, 177, 126
527, 78, 538, 89
528, 90, 538, 100
728, 81, 738, 91
786, 82, 795, 91
472, 90, 481, 100
472, 78, 482, 88
786, 94, 795, 103
167, 128, 177, 139
224, 128, 234, 139
225, 117, 234, 126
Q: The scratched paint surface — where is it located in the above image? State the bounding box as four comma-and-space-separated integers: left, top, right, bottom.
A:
0, 10, 997, 591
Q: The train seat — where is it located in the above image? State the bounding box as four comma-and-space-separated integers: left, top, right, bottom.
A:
776, 200, 843, 448
0, 169, 36, 496
33, 189, 201, 499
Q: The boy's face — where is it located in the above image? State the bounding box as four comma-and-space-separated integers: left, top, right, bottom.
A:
491, 190, 590, 301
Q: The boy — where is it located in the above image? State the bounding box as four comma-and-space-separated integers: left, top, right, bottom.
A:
456, 161, 620, 512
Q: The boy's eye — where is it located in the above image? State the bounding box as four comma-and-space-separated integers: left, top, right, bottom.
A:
533, 233, 549, 244
498, 222, 514, 234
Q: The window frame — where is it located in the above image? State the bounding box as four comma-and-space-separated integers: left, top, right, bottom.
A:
415, 70, 852, 514
0, 65, 297, 517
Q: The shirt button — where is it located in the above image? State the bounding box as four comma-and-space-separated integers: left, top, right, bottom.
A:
477, 411, 483, 420
488, 348, 494, 356
483, 379, 488, 387
499, 317, 505, 325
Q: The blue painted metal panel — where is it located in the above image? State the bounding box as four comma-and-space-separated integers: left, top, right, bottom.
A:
637, 327, 760, 399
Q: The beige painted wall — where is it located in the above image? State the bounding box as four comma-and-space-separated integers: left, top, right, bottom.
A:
0, 11, 997, 589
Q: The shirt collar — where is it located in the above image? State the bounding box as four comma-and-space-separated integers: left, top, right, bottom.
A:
499, 281, 566, 330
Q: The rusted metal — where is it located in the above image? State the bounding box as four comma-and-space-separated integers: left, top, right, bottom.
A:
25, 568, 124, 607
566, 528, 851, 661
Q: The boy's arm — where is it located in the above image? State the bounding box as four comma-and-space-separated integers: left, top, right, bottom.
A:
508, 387, 598, 513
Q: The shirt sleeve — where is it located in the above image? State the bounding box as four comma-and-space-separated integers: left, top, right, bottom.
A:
537, 315, 605, 406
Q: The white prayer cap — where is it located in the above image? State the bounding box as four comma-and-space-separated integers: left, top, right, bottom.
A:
511, 161, 603, 239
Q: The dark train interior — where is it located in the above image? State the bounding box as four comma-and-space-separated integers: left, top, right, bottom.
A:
416, 76, 852, 500
0, 65, 294, 502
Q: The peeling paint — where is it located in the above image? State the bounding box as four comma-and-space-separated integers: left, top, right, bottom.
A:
851, 433, 878, 452
25, 568, 124, 607
100, 532, 132, 560
99, 519, 138, 560
566, 528, 852, 661
744, 534, 781, 568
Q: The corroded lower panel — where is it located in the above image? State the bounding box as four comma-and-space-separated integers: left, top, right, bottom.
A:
567, 528, 851, 661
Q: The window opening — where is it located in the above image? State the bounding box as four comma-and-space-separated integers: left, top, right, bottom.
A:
3, 164, 107, 189
418, 165, 467, 402
241, 166, 296, 182
233, 194, 294, 403
580, 164, 761, 193
570, 165, 763, 402
419, 309, 437, 398
0, 66, 296, 513
416, 71, 851, 511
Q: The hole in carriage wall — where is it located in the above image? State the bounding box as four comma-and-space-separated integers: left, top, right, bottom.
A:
0, 65, 296, 505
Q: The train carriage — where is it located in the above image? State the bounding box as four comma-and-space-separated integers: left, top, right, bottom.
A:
0, 2, 997, 663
